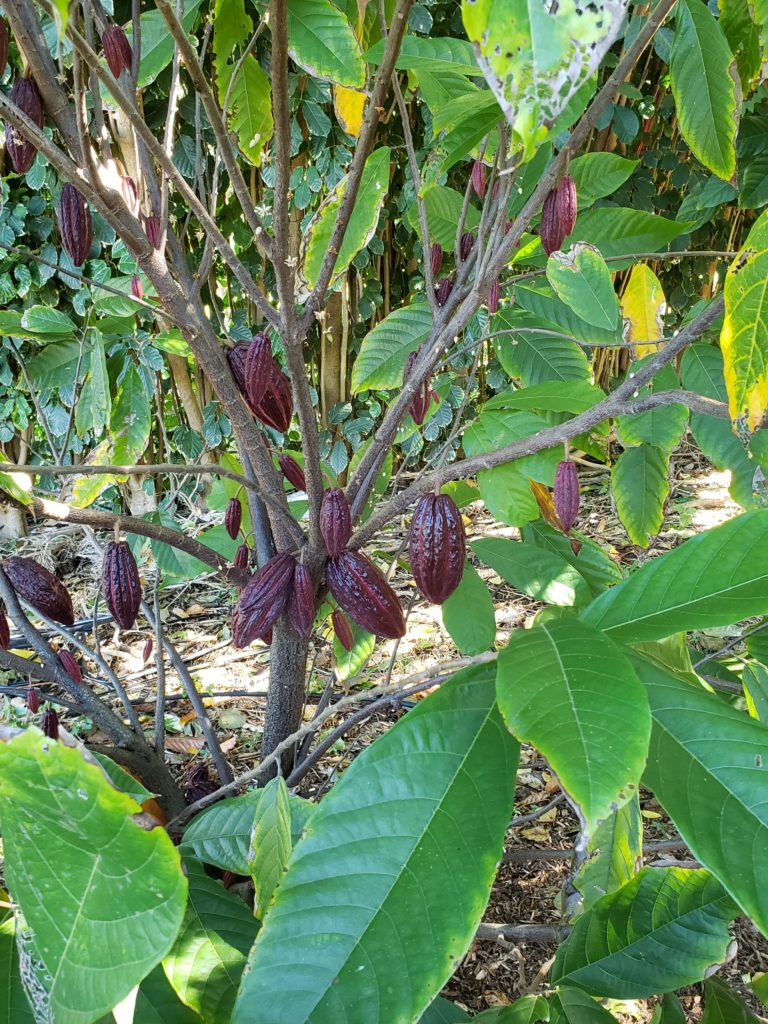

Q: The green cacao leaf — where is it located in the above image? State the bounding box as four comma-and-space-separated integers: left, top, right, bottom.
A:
611, 444, 670, 547
287, 0, 365, 87
441, 561, 497, 655
351, 303, 431, 393
472, 538, 591, 607
572, 796, 643, 913
247, 777, 292, 919
702, 977, 761, 1024
546, 245, 619, 332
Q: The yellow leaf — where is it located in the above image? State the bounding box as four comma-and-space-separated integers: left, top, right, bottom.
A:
621, 264, 666, 357
334, 86, 366, 138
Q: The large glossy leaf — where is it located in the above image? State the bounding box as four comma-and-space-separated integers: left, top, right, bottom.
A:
616, 362, 688, 454
441, 561, 496, 655
611, 444, 670, 547
546, 245, 619, 332
134, 0, 204, 88
633, 654, 768, 935
552, 868, 737, 997
572, 796, 642, 913
521, 522, 623, 596
474, 998, 550, 1023
493, 309, 591, 385
581, 509, 768, 641
418, 996, 471, 1023
111, 364, 152, 465
232, 664, 519, 1024
76, 331, 111, 437
513, 281, 620, 347
366, 35, 480, 76
287, 0, 365, 87
719, 0, 761, 91
212, 0, 251, 93
702, 977, 761, 1024
669, 0, 739, 180
496, 618, 649, 832
473, 538, 591, 607
484, 380, 604, 415
108, 966, 202, 1024
247, 777, 292, 919
0, 729, 187, 1024
568, 153, 638, 207
164, 859, 257, 1022
549, 988, 618, 1024
351, 302, 431, 393
407, 185, 480, 250
561, 208, 692, 269
224, 55, 274, 164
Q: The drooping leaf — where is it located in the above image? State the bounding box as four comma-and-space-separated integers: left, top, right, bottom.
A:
366, 35, 481, 76
117, 966, 202, 1024
20, 305, 76, 335
616, 361, 688, 454
484, 380, 605, 415
441, 561, 497, 655
0, 906, 34, 1024
557, 208, 693, 269
76, 331, 111, 437
111, 364, 152, 465
287, 0, 365, 87
213, 0, 252, 96
548, 987, 618, 1024
248, 777, 293, 919
181, 791, 264, 873
546, 245, 619, 332
513, 281, 621, 347
611, 444, 669, 547
223, 56, 274, 164
333, 86, 366, 136
417, 995, 471, 1023
351, 303, 431, 393
702, 977, 762, 1024
620, 264, 666, 357
573, 796, 643, 913
719, 0, 761, 92
472, 538, 591, 607
134, 0, 204, 88
474, 997, 551, 1023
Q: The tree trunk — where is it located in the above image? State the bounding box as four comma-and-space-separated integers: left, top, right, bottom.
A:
261, 619, 309, 774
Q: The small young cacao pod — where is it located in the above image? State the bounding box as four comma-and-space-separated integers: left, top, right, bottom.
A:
142, 635, 154, 663
326, 550, 405, 639
540, 188, 564, 256
102, 541, 142, 630
58, 184, 93, 266
492, 178, 500, 200
430, 242, 443, 277
435, 276, 454, 307
254, 362, 293, 433
287, 563, 316, 638
232, 551, 295, 648
142, 213, 161, 249
471, 159, 486, 199
41, 706, 59, 739
6, 76, 44, 174
244, 333, 272, 411
58, 648, 82, 684
409, 493, 465, 604
131, 274, 143, 300
555, 174, 577, 238
332, 608, 354, 651
459, 231, 474, 261
3, 556, 74, 625
487, 278, 500, 314
121, 175, 139, 215
0, 19, 9, 80
278, 453, 306, 491
101, 23, 133, 79
554, 460, 580, 532
320, 488, 352, 557
404, 350, 431, 426
26, 686, 40, 713
0, 600, 8, 650
225, 497, 243, 540
234, 543, 250, 571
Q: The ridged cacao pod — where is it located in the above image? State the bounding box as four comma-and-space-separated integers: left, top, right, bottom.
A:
541, 187, 566, 256
142, 635, 154, 663
0, 600, 8, 650
3, 556, 74, 625
556, 175, 577, 238
254, 362, 293, 432
102, 541, 142, 630
27, 686, 40, 713
41, 707, 59, 740
430, 242, 443, 278
58, 184, 93, 266
121, 175, 139, 215
58, 649, 82, 684
287, 563, 316, 638
409, 494, 465, 605
232, 551, 295, 648
404, 350, 431, 426
326, 550, 405, 639
225, 497, 242, 540
0, 19, 9, 79
320, 488, 351, 557
435, 276, 454, 307
142, 213, 161, 249
6, 76, 44, 174
234, 543, 250, 571
244, 334, 272, 410
102, 24, 133, 78
131, 274, 143, 300
279, 453, 306, 491
227, 342, 255, 410
471, 159, 486, 199
460, 231, 474, 261
332, 608, 354, 651
554, 460, 580, 532
487, 278, 500, 314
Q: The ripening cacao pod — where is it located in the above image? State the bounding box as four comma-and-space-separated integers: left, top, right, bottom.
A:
492, 179, 500, 200
58, 648, 82, 684
279, 453, 306, 491
540, 188, 563, 256
58, 184, 93, 266
234, 543, 250, 571
487, 278, 500, 314
555, 175, 577, 238
404, 350, 431, 426
471, 159, 486, 199
435, 276, 454, 307
3, 556, 74, 625
27, 686, 40, 713
6, 76, 44, 174
326, 550, 405, 639
244, 333, 272, 410
254, 362, 293, 432
287, 563, 315, 638
142, 635, 154, 663
131, 274, 143, 300
232, 551, 295, 648
460, 231, 474, 261
430, 242, 443, 277
225, 497, 242, 540
408, 493, 465, 604
102, 23, 133, 79
102, 540, 142, 630
332, 608, 354, 651
0, 19, 9, 80
0, 600, 8, 650
121, 175, 139, 215
320, 488, 351, 557
554, 460, 580, 532
41, 707, 59, 739
227, 342, 255, 410
142, 213, 161, 249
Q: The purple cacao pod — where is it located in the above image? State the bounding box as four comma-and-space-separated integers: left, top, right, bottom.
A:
58, 649, 82, 684
487, 278, 500, 314
554, 460, 580, 532
121, 175, 139, 215
142, 635, 154, 663
27, 686, 40, 713
244, 333, 272, 411
435, 277, 454, 307
471, 159, 486, 199
404, 350, 431, 426
227, 342, 255, 409
430, 242, 443, 278
459, 231, 474, 261
0, 19, 9, 80
556, 175, 577, 238
234, 543, 250, 571
320, 488, 351, 557
232, 551, 295, 648
102, 24, 133, 79
41, 707, 59, 739
504, 218, 513, 236
142, 213, 161, 249
131, 274, 143, 300
287, 563, 316, 638
332, 608, 354, 651
408, 493, 465, 604
6, 76, 44, 174
102, 541, 142, 630
279, 453, 306, 491
58, 184, 93, 266
225, 497, 243, 540
541, 188, 565, 256
0, 600, 8, 650
254, 362, 293, 433
326, 549, 405, 640
3, 556, 74, 625
492, 179, 500, 200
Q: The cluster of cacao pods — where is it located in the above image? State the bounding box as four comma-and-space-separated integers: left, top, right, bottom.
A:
540, 175, 577, 256
228, 337, 293, 433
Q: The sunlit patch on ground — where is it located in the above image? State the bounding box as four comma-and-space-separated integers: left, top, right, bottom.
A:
686, 469, 742, 530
